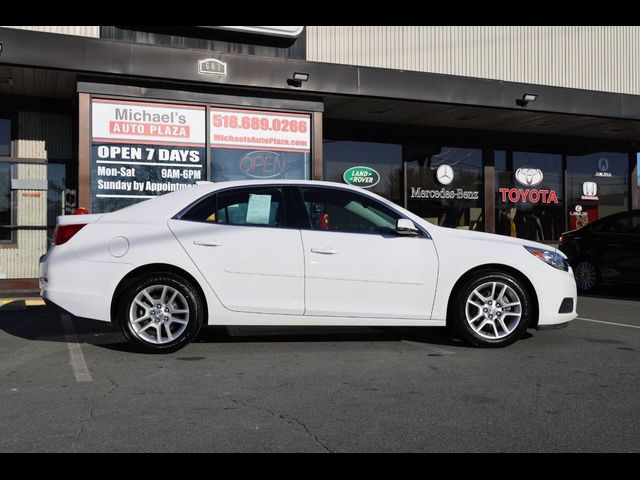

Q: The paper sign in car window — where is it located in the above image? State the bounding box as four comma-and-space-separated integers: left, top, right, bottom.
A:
246, 194, 272, 225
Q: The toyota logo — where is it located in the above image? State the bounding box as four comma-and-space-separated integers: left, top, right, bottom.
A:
515, 168, 544, 187
436, 165, 454, 185
583, 181, 598, 197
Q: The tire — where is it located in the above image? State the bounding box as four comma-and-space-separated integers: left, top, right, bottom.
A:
450, 270, 532, 348
117, 272, 204, 353
573, 258, 600, 293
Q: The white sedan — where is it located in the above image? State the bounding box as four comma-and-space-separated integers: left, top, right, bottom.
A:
40, 180, 577, 352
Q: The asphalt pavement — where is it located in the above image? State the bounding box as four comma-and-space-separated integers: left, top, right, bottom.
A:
0, 294, 638, 452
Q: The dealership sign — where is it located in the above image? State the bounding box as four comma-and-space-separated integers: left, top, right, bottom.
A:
411, 187, 479, 200
515, 168, 544, 186
240, 151, 286, 178
581, 181, 599, 200
436, 165, 454, 185
343, 166, 380, 188
595, 157, 613, 178
499, 167, 559, 204
91, 99, 206, 212
210, 107, 310, 153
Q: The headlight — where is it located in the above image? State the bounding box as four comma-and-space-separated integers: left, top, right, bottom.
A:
524, 246, 569, 271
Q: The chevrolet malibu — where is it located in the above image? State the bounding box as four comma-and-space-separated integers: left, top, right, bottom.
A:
40, 180, 577, 352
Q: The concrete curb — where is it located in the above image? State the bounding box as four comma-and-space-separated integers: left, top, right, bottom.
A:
0, 298, 46, 311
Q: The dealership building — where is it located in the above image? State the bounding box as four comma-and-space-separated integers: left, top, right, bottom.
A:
0, 25, 639, 292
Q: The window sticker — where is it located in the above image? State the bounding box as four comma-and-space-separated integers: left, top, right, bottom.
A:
245, 194, 272, 225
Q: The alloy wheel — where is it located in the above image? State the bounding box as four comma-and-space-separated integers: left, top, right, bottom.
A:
465, 281, 523, 340
128, 284, 190, 344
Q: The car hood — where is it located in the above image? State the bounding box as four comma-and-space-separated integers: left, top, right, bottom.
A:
422, 223, 563, 255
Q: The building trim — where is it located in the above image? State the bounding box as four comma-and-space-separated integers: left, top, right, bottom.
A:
77, 80, 324, 113
2, 27, 640, 123
78, 93, 90, 212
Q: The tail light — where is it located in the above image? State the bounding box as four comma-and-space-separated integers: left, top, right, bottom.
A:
52, 224, 87, 245
558, 235, 566, 246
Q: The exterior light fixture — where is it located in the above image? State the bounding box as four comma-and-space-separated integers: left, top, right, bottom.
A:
517, 93, 538, 107
293, 72, 309, 81
287, 72, 309, 87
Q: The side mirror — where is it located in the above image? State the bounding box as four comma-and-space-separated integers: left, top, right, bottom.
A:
396, 218, 419, 236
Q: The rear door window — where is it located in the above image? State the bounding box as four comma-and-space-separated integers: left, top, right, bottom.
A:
180, 186, 289, 228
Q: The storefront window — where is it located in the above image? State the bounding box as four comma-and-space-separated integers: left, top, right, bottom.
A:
323, 140, 402, 205
405, 146, 484, 230
210, 108, 311, 182
0, 119, 10, 156
566, 152, 629, 230
47, 163, 66, 243
495, 151, 563, 242
0, 163, 15, 242
90, 99, 207, 213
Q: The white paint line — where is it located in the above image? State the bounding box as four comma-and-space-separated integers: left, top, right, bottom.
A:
401, 340, 455, 355
577, 317, 640, 330
61, 314, 92, 382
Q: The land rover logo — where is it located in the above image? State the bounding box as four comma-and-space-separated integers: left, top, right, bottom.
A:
515, 168, 544, 187
436, 165, 454, 185
198, 58, 227, 76
343, 166, 380, 188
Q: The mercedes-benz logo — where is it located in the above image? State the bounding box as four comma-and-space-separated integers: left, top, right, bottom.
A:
436, 165, 454, 185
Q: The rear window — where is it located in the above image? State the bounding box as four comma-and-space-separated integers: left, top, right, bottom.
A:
592, 211, 640, 234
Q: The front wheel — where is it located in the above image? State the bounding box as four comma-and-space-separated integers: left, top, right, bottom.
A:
117, 273, 204, 353
450, 270, 532, 348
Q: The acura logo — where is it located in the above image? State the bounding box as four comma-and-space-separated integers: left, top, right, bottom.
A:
595, 157, 613, 178
515, 168, 544, 187
583, 181, 598, 197
598, 158, 609, 172
436, 165, 454, 185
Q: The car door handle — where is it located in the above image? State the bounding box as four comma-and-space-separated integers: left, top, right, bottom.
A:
311, 247, 338, 255
193, 239, 222, 247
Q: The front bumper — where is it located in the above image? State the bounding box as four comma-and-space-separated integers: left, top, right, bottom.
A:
536, 320, 572, 330
533, 264, 578, 327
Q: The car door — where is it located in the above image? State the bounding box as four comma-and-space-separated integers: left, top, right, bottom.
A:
296, 186, 439, 320
593, 212, 640, 285
168, 185, 304, 315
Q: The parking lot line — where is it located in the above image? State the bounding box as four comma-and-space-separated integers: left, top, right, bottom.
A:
60, 314, 92, 382
577, 317, 640, 330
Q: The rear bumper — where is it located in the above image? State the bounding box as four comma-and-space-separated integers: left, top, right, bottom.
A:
40, 246, 132, 322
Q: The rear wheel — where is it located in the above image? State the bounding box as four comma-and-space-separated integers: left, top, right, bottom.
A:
573, 259, 599, 293
451, 270, 532, 347
117, 273, 204, 353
